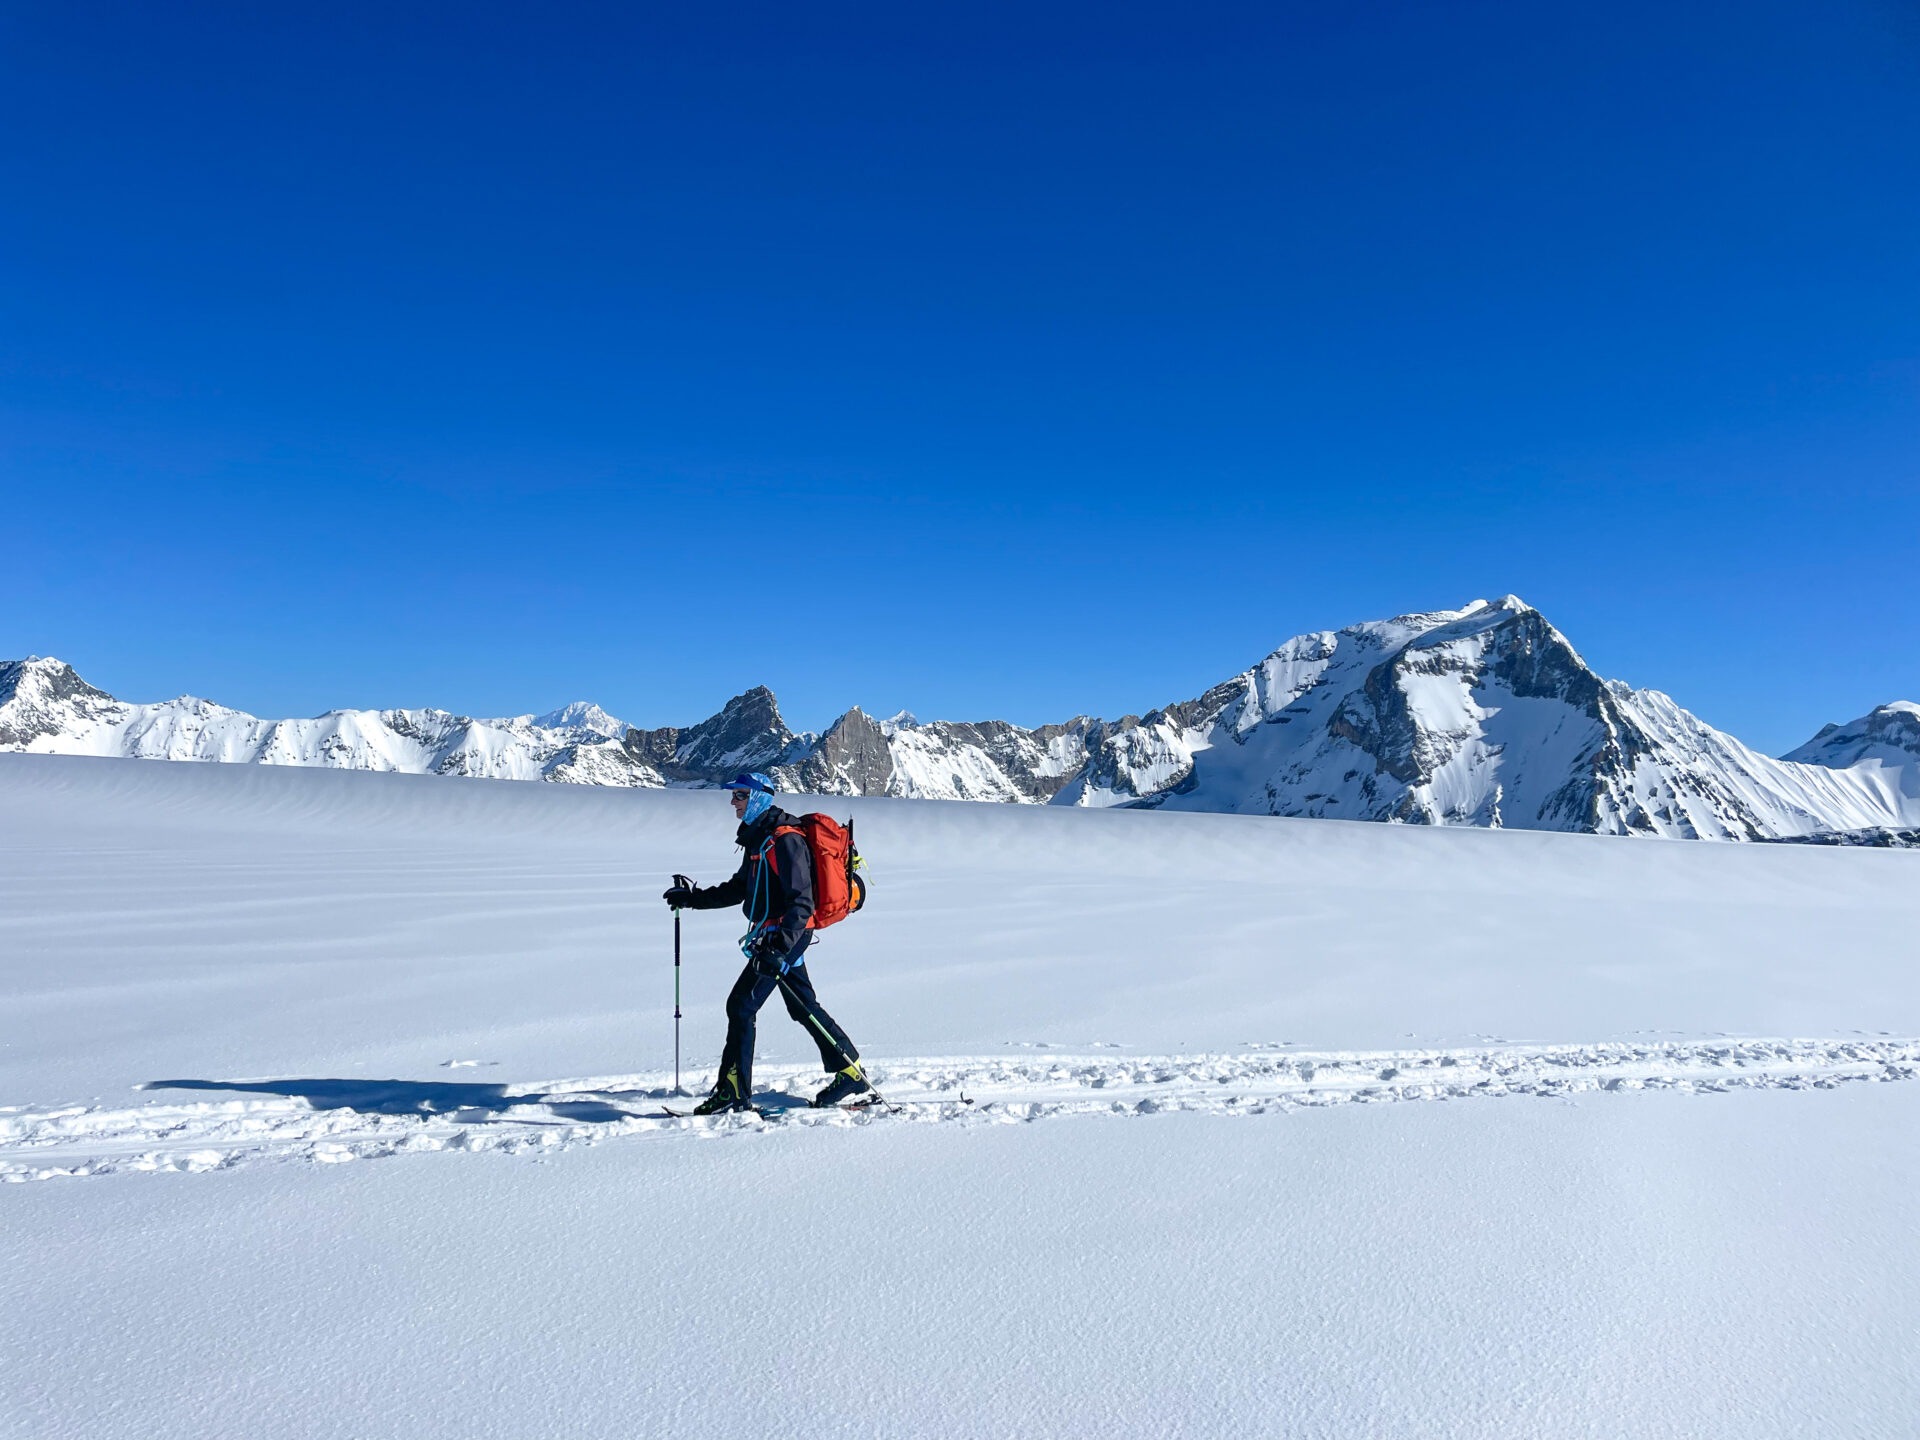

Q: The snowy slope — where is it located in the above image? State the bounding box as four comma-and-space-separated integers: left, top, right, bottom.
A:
1781, 700, 1920, 818
7, 595, 1916, 839
2, 756, 1918, 1440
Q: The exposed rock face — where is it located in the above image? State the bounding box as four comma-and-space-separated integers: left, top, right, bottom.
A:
6, 600, 1916, 840
1761, 825, 1920, 849
622, 686, 806, 783
776, 708, 894, 796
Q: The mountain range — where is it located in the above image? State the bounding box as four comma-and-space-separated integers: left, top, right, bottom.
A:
5, 597, 1916, 842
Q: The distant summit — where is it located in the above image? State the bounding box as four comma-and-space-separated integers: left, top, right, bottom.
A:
5, 599, 1916, 841
529, 702, 628, 741
1782, 702, 1920, 770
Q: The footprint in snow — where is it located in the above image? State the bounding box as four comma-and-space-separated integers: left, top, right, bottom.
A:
17, 1038, 1920, 1184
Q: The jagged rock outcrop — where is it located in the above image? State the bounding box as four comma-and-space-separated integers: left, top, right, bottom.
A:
620, 686, 807, 783
1762, 825, 1920, 850
775, 708, 894, 796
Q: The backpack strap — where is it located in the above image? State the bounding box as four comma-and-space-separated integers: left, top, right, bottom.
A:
765, 824, 805, 875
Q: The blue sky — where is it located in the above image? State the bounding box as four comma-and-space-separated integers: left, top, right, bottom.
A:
4, 1, 1916, 755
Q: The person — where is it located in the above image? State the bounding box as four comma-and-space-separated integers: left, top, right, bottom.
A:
662, 772, 870, 1114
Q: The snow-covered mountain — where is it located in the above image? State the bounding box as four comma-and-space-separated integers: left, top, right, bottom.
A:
807, 597, 1916, 840
0, 656, 657, 786
6, 596, 1915, 840
1782, 701, 1920, 770
1048, 598, 1920, 840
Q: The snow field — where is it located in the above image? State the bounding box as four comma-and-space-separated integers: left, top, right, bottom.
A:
8, 1088, 1919, 1440
3, 753, 1919, 1438
4, 752, 1918, 1106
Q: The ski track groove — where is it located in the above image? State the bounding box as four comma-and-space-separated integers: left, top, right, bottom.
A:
3, 1038, 1916, 1183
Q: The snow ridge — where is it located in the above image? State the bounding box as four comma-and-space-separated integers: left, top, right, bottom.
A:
5, 595, 1916, 839
4, 1038, 1914, 1182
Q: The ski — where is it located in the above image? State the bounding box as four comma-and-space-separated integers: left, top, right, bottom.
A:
656, 1092, 899, 1117
834, 1086, 899, 1113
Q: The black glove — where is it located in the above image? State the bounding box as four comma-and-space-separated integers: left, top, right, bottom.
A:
663, 873, 695, 908
750, 933, 788, 977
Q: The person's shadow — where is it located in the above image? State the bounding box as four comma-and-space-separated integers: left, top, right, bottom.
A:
140, 1077, 648, 1124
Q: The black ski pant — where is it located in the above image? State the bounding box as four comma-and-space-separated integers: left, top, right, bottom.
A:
715, 935, 860, 1100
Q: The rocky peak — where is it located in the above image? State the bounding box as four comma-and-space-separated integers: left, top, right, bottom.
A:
1473, 605, 1606, 710
778, 707, 894, 796
0, 656, 126, 748
623, 685, 804, 782
2, 655, 111, 706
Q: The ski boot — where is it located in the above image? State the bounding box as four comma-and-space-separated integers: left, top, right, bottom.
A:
692, 1072, 752, 1116
810, 1062, 872, 1108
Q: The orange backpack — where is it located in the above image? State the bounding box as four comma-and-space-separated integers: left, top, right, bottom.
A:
772, 814, 868, 929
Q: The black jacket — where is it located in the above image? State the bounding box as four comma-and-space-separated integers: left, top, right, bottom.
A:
682, 805, 815, 955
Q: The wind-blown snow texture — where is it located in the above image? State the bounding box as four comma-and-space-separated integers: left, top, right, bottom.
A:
5, 598, 1917, 840
3, 756, 1918, 1439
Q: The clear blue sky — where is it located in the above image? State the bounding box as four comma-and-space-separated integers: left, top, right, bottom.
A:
4, 1, 1916, 755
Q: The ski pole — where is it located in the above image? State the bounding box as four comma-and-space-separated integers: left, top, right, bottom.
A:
670, 874, 692, 1094
673, 906, 681, 1093
774, 974, 896, 1111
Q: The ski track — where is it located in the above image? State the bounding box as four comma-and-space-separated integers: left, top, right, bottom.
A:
3, 1038, 1915, 1183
